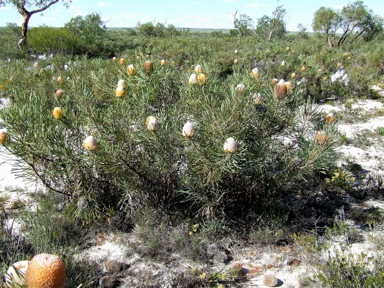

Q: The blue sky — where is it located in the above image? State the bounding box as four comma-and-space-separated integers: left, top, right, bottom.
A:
0, 0, 383, 31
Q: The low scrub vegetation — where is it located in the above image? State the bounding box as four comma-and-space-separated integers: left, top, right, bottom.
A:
1, 3, 384, 285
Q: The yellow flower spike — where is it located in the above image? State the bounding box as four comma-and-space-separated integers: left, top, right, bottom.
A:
53, 107, 63, 119
197, 73, 207, 85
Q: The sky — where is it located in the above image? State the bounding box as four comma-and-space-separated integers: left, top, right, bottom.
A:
0, 0, 383, 32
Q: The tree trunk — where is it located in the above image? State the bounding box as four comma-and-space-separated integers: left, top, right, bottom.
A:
20, 13, 31, 46
337, 28, 349, 47
16, 0, 60, 47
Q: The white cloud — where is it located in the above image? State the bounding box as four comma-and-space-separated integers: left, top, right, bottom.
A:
0, 6, 9, 10
97, 2, 111, 7
225, 0, 237, 2
334, 4, 347, 9
194, 2, 203, 4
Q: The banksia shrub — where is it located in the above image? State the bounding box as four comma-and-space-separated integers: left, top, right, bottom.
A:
0, 56, 338, 223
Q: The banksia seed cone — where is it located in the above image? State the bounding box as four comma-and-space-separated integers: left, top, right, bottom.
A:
83, 136, 98, 150
25, 253, 66, 288
274, 79, 288, 100
52, 107, 63, 119
182, 122, 195, 138
0, 129, 7, 143
263, 274, 278, 287
146, 116, 159, 132
5, 260, 29, 287
224, 137, 237, 153
144, 60, 153, 74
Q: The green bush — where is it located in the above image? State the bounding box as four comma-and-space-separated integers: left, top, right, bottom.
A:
0, 54, 338, 224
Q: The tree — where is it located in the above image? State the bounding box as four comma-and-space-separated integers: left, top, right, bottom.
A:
255, 1, 286, 40
234, 14, 254, 37
255, 15, 286, 40
0, 0, 71, 46
337, 1, 380, 47
65, 13, 106, 39
268, 1, 286, 40
296, 23, 309, 39
64, 13, 106, 55
312, 7, 340, 47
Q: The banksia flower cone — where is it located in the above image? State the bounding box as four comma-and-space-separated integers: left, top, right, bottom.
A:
0, 129, 7, 144
83, 136, 98, 150
5, 260, 29, 287
144, 60, 153, 74
25, 253, 66, 288
274, 79, 288, 100
146, 116, 159, 132
224, 137, 237, 153
182, 122, 195, 138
